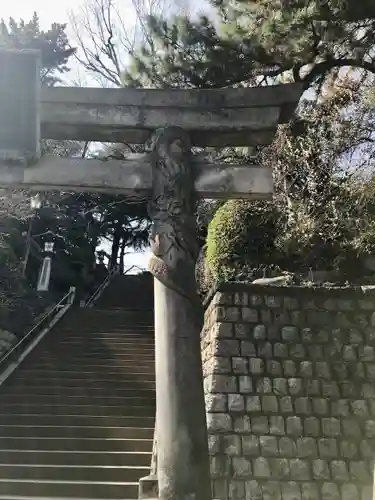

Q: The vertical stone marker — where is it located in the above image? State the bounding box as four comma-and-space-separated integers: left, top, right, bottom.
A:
0, 48, 303, 500
0, 49, 40, 164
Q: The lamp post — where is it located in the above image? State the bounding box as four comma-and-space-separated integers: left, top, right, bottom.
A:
22, 194, 42, 277
37, 230, 55, 292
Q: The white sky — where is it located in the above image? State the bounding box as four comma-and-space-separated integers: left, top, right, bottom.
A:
0, 1, 75, 27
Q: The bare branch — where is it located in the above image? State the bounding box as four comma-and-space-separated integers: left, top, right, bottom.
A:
70, 0, 168, 87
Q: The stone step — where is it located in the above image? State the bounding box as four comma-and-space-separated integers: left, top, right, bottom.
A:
0, 437, 152, 452
0, 425, 153, 439
29, 362, 155, 371
34, 355, 155, 362
0, 479, 138, 498
6, 386, 155, 398
0, 415, 154, 429
0, 404, 155, 417
0, 395, 156, 407
0, 464, 149, 483
14, 368, 155, 377
0, 450, 151, 467
7, 378, 155, 389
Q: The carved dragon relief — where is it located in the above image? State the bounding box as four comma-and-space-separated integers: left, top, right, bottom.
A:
146, 127, 199, 304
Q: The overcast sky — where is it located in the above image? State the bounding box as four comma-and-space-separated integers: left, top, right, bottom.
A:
1, 1, 75, 27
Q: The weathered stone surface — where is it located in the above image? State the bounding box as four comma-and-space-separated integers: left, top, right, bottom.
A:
349, 461, 371, 482
223, 434, 242, 456
256, 377, 272, 394
242, 435, 259, 456
239, 376, 253, 394
295, 398, 312, 415
232, 357, 248, 374
240, 340, 256, 356
213, 321, 234, 338
253, 324, 267, 340
262, 395, 278, 413
207, 413, 232, 432
280, 396, 294, 414
350, 400, 369, 418
203, 285, 375, 498
210, 456, 231, 477
296, 438, 317, 458
245, 480, 262, 500
340, 440, 358, 459
228, 480, 245, 500
216, 339, 240, 357
286, 417, 303, 436
269, 416, 285, 435
288, 378, 303, 396
304, 417, 320, 437
270, 458, 291, 479
290, 459, 311, 480
242, 307, 258, 323
262, 481, 282, 499
228, 394, 245, 412
321, 418, 341, 437
234, 323, 250, 339
283, 360, 297, 377
300, 361, 313, 378
274, 378, 288, 396
267, 360, 282, 376
251, 416, 269, 435
312, 398, 329, 416
206, 393, 227, 412
279, 437, 297, 457
260, 436, 278, 456
318, 438, 338, 459
249, 357, 265, 375
341, 484, 359, 500
205, 374, 237, 393
331, 460, 348, 482
253, 457, 271, 478
313, 459, 330, 480
246, 395, 261, 412
281, 326, 299, 343
233, 415, 251, 433
301, 482, 319, 500
281, 481, 301, 500
321, 482, 340, 500
234, 292, 248, 306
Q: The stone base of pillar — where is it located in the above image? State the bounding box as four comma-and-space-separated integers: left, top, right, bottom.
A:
138, 474, 158, 499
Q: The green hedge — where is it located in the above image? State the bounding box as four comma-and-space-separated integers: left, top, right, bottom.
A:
206, 200, 279, 282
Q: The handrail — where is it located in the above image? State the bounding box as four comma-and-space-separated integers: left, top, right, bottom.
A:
85, 266, 119, 308
0, 286, 76, 383
85, 264, 145, 308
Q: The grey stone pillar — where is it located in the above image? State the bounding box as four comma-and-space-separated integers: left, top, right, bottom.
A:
147, 127, 212, 500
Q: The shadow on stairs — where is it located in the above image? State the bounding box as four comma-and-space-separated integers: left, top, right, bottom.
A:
0, 274, 155, 499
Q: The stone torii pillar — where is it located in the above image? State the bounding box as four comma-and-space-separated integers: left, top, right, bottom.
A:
0, 48, 302, 500
147, 127, 211, 500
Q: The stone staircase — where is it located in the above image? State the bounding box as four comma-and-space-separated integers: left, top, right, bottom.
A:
0, 273, 155, 499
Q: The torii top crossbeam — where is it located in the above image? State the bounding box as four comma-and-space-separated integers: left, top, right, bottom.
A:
0, 49, 302, 198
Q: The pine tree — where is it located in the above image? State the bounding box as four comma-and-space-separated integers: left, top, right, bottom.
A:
125, 0, 375, 90
0, 12, 75, 86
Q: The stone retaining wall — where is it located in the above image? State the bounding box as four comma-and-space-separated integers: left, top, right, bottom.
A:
202, 284, 375, 500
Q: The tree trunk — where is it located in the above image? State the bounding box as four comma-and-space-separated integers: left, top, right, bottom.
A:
110, 221, 121, 270
119, 237, 126, 274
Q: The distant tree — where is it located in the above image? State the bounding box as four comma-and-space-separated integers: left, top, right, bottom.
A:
0, 12, 75, 86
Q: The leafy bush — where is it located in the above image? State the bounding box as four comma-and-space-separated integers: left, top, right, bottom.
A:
206, 200, 280, 282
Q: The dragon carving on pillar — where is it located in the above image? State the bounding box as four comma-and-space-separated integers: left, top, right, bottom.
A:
147, 126, 199, 304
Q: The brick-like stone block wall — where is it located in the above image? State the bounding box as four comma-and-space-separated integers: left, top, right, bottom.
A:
201, 284, 375, 500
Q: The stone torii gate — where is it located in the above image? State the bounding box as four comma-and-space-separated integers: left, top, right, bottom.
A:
0, 49, 302, 500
